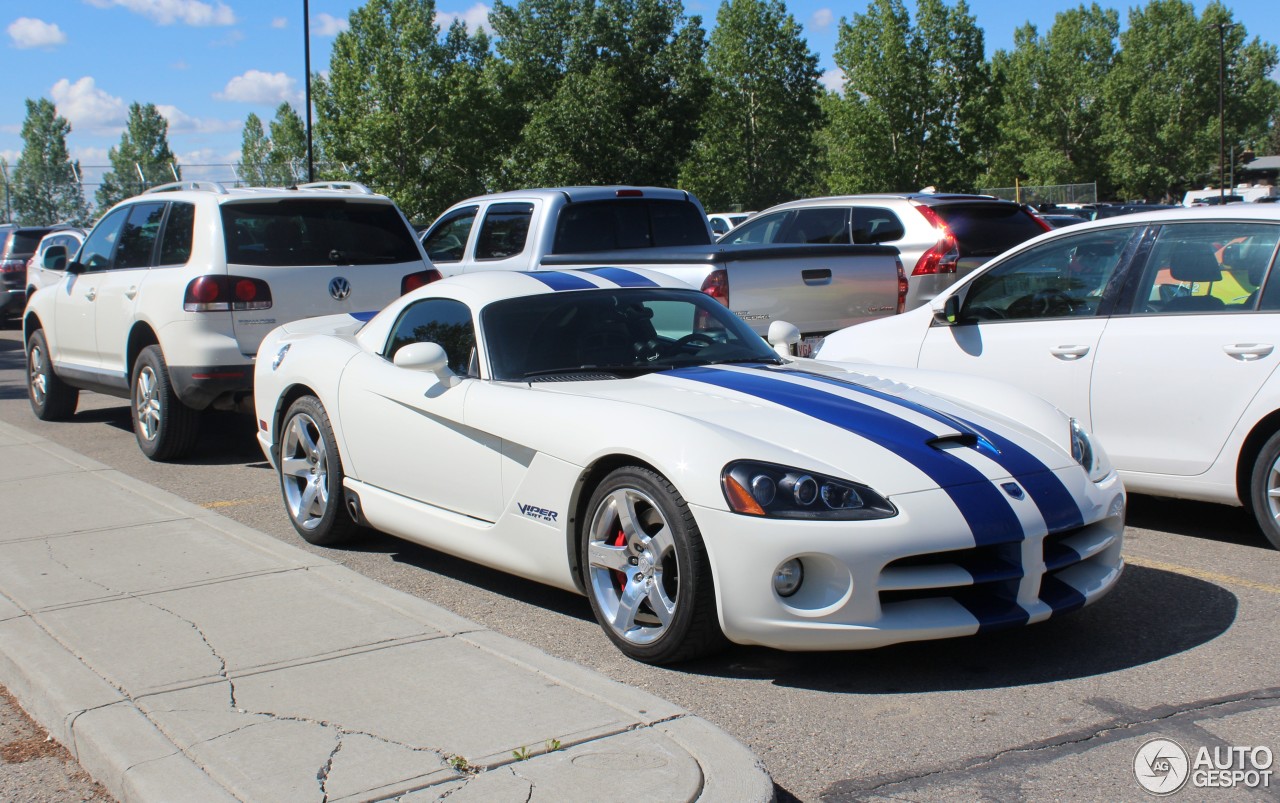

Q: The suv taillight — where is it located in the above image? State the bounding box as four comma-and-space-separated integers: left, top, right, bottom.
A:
0, 258, 26, 275
700, 269, 729, 306
1023, 206, 1053, 232
910, 204, 959, 276
401, 268, 442, 295
184, 275, 273, 312
896, 258, 908, 314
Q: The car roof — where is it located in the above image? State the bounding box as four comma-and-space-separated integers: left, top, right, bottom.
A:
447, 187, 694, 206
110, 180, 396, 209
758, 193, 1019, 212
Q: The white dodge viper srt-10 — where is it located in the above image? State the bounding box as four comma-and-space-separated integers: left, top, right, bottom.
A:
253, 267, 1125, 664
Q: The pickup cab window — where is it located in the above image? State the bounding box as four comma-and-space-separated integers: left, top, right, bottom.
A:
553, 200, 711, 253
423, 206, 478, 263
475, 203, 533, 260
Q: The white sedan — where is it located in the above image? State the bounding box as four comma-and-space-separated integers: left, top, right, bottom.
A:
254, 267, 1125, 664
819, 204, 1280, 548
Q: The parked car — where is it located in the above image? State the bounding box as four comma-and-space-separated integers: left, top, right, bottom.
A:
1041, 214, 1088, 229
25, 226, 87, 296
1, 224, 57, 321
718, 193, 1051, 310
254, 267, 1124, 664
707, 211, 754, 238
24, 180, 439, 461
818, 205, 1280, 548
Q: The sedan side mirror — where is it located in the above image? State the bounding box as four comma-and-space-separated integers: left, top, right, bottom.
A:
42, 245, 67, 271
65, 260, 87, 275
934, 295, 961, 326
393, 341, 460, 387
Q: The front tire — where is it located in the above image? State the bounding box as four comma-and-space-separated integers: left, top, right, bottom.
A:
27, 329, 78, 420
1250, 430, 1280, 549
279, 396, 358, 546
582, 467, 726, 664
132, 345, 200, 461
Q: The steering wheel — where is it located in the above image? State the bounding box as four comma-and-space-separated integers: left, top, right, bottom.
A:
676, 333, 716, 350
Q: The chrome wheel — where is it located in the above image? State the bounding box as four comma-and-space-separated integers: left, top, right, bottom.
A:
134, 364, 162, 442
281, 411, 329, 532
28, 341, 48, 407
27, 329, 78, 421
587, 486, 680, 646
1251, 431, 1280, 550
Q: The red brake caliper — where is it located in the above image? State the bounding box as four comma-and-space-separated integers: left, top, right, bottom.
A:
611, 527, 627, 592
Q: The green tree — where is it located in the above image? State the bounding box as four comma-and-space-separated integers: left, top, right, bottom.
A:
267, 102, 308, 185
821, 0, 991, 194
677, 0, 821, 210
1103, 0, 1279, 201
984, 5, 1118, 194
313, 0, 502, 221
96, 102, 179, 209
491, 0, 709, 187
11, 98, 88, 225
237, 112, 272, 186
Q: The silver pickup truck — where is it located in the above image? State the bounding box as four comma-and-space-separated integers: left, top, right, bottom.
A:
420, 187, 904, 349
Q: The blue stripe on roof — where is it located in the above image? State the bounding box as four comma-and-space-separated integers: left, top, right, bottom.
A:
666, 365, 1024, 546
349, 311, 378, 322
794, 370, 1084, 534
582, 267, 660, 287
528, 271, 597, 291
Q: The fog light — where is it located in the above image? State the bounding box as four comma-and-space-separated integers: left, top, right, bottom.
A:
773, 558, 804, 597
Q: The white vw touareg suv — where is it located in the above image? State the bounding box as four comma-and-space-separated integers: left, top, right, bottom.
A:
24, 180, 439, 460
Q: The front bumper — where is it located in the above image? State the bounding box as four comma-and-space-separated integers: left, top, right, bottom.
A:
0, 286, 24, 317
695, 469, 1126, 651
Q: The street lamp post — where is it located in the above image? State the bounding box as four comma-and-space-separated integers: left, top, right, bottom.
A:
304, 0, 315, 183
1209, 21, 1236, 204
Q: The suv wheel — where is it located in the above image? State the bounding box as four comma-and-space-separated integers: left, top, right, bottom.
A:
132, 345, 200, 461
27, 329, 79, 420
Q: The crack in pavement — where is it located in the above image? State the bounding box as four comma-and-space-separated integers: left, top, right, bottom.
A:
820, 687, 1280, 801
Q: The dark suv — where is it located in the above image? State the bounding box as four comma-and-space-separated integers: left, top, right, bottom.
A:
1, 225, 56, 320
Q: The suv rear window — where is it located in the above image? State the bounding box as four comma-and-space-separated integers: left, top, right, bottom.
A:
2, 229, 52, 257
553, 200, 711, 253
931, 204, 1045, 258
223, 200, 421, 267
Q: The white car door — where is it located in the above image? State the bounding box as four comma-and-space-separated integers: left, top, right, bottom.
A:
52, 206, 130, 372
1090, 221, 1280, 475
337, 297, 503, 522
93, 202, 165, 376
916, 225, 1143, 431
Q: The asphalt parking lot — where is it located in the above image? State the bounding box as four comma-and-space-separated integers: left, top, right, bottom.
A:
1, 325, 1279, 801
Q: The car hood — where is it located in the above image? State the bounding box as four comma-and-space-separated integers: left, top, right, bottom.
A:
527, 362, 1082, 505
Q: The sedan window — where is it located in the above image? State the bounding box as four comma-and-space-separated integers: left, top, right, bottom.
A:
1125, 223, 1279, 315
961, 228, 1138, 321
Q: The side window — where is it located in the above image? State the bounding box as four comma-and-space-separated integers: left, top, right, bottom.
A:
851, 207, 905, 244
721, 211, 789, 245
386, 298, 477, 376
475, 203, 533, 260
423, 207, 477, 263
781, 208, 851, 244
1127, 223, 1280, 315
158, 202, 196, 266
78, 207, 131, 273
114, 202, 166, 270
962, 227, 1137, 321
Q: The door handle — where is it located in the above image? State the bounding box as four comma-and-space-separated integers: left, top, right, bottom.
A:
125, 286, 138, 299
1050, 345, 1090, 360
802, 268, 832, 284
84, 289, 97, 301
1223, 343, 1274, 361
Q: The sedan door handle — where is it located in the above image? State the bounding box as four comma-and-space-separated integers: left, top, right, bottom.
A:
84, 289, 97, 301
125, 286, 138, 299
1223, 343, 1274, 361
1050, 345, 1090, 360
802, 268, 832, 284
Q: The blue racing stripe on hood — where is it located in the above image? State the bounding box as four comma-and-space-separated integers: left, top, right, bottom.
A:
582, 267, 660, 287
791, 369, 1086, 533
528, 271, 597, 291
667, 365, 1023, 546
349, 310, 378, 322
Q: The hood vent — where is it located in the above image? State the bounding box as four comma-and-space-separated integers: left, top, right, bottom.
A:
927, 433, 978, 451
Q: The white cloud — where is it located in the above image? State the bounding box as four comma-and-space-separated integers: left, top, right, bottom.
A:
311, 12, 348, 36
271, 17, 287, 29
156, 105, 239, 135
51, 76, 128, 134
811, 8, 834, 29
820, 68, 845, 94
215, 70, 301, 105
436, 3, 491, 34
86, 0, 236, 26
1, 149, 20, 164
8, 17, 67, 49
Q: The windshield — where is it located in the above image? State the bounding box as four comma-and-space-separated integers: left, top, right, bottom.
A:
482, 288, 782, 381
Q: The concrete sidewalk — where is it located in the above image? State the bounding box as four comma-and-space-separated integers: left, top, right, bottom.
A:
0, 420, 772, 802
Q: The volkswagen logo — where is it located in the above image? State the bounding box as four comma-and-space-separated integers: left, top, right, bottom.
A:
328, 277, 351, 300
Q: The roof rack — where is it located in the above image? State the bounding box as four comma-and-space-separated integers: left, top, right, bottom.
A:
143, 180, 230, 195
294, 181, 375, 194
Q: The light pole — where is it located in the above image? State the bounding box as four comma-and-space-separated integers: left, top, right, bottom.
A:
1210, 22, 1236, 203
304, 0, 314, 183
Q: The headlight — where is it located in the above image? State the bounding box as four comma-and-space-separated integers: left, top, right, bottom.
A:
1070, 418, 1111, 482
722, 461, 897, 520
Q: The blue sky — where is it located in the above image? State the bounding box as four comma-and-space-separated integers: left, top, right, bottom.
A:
2, 0, 1277, 193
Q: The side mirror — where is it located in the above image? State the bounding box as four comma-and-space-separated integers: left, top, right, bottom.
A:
65, 260, 87, 275
767, 320, 801, 359
934, 295, 961, 326
42, 245, 67, 271
393, 341, 459, 386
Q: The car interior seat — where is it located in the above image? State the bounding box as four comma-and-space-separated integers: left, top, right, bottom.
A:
1162, 241, 1226, 312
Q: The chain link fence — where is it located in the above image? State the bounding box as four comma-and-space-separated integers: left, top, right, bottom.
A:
978, 182, 1098, 207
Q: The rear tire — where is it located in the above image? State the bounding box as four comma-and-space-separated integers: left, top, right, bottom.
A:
132, 345, 200, 461
27, 329, 78, 420
1250, 430, 1280, 549
278, 395, 359, 546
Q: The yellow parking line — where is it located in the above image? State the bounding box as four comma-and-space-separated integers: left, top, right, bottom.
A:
1126, 555, 1280, 596
199, 495, 275, 510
